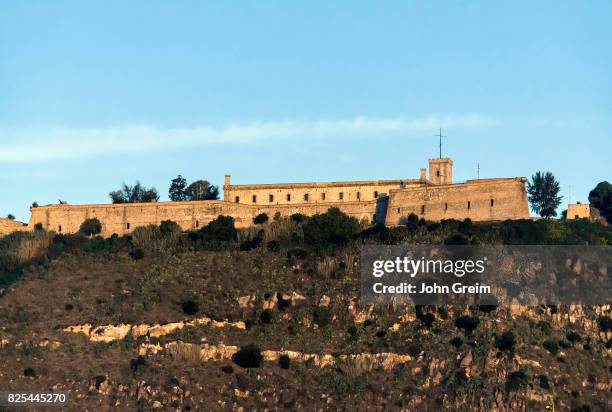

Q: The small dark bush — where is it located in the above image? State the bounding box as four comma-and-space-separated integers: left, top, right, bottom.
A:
538, 374, 551, 390
408, 343, 422, 357
253, 213, 269, 225
34, 222, 43, 230
260, 309, 275, 324
181, 300, 199, 316
313, 307, 332, 327
566, 331, 582, 343
302, 207, 361, 252
559, 339, 571, 349
233, 345, 263, 368
279, 355, 291, 369
287, 247, 308, 261
454, 315, 480, 333
444, 233, 470, 245
542, 340, 559, 355
266, 240, 280, 252
290, 213, 305, 223
406, 213, 419, 225
220, 365, 234, 374
130, 356, 146, 375
130, 248, 145, 260
201, 215, 237, 242
347, 325, 359, 339
23, 367, 36, 378
418, 312, 435, 328
506, 369, 529, 391
376, 330, 387, 338
64, 303, 73, 311
240, 235, 263, 251
495, 331, 516, 351
536, 320, 551, 333
80, 218, 102, 237
450, 337, 463, 348
159, 219, 181, 236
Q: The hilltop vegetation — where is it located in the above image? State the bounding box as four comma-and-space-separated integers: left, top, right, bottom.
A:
0, 209, 610, 410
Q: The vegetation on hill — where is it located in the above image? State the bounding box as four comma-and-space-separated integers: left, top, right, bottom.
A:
527, 171, 563, 218
109, 181, 160, 203
0, 208, 610, 410
169, 175, 220, 201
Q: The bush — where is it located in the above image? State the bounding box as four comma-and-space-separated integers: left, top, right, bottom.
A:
233, 345, 263, 368
0, 230, 54, 274
290, 213, 306, 223
407, 343, 422, 357
495, 331, 516, 351
313, 307, 332, 327
279, 355, 291, 369
538, 374, 551, 390
449, 337, 463, 348
506, 370, 529, 391
260, 309, 275, 324
566, 331, 582, 343
287, 247, 308, 261
302, 208, 361, 253
132, 221, 181, 253
129, 356, 146, 376
542, 340, 559, 355
266, 240, 280, 252
130, 248, 145, 260
253, 213, 269, 225
79, 218, 102, 237
181, 300, 199, 316
454, 315, 480, 333
201, 215, 237, 243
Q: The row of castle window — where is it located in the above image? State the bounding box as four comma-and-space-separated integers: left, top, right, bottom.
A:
397, 199, 495, 214
235, 190, 380, 204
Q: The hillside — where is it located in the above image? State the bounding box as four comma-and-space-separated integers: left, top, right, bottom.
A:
0, 212, 610, 411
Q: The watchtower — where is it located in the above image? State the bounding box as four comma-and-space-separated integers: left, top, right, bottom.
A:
428, 158, 453, 185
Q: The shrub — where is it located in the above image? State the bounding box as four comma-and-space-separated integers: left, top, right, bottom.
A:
0, 230, 53, 274
506, 370, 529, 391
287, 247, 308, 261
79, 218, 102, 237
347, 325, 359, 339
597, 316, 611, 332
129, 356, 146, 376
313, 307, 332, 327
290, 213, 306, 223
201, 215, 237, 243
302, 207, 361, 253
34, 223, 43, 231
444, 233, 470, 245
260, 309, 275, 324
132, 221, 181, 253
407, 343, 422, 357
450, 337, 463, 348
130, 248, 145, 260
160, 220, 182, 237
279, 355, 291, 369
253, 213, 269, 225
542, 340, 559, 355
233, 345, 263, 368
538, 374, 551, 390
266, 240, 280, 252
181, 300, 199, 316
419, 313, 435, 328
566, 331, 582, 343
454, 315, 480, 333
495, 331, 516, 351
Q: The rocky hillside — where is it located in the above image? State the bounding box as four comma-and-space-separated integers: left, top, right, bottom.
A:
0, 212, 610, 411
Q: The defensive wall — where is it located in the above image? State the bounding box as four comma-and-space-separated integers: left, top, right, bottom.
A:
0, 218, 27, 236
2, 157, 531, 237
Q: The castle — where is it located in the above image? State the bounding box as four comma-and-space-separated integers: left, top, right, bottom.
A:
2, 158, 530, 237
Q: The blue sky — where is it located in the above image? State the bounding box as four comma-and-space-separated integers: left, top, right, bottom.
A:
1, 1, 610, 222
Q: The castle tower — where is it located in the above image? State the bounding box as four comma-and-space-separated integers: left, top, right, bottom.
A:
428, 158, 453, 185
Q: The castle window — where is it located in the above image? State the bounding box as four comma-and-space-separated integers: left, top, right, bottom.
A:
445, 203, 448, 211
287, 194, 291, 201
490, 199, 494, 207
437, 171, 440, 177
126, 223, 130, 230
339, 192, 344, 200
374, 191, 379, 199
575, 215, 579, 219
304, 193, 309, 201
269, 194, 274, 202
58, 225, 62, 232
235, 196, 240, 203
373, 214, 376, 221
252, 195, 257, 203
195, 220, 199, 228
421, 205, 425, 214
467, 201, 471, 210
321, 193, 326, 200
397, 208, 400, 213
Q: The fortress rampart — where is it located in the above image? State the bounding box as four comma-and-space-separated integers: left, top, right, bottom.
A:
4, 157, 530, 237
0, 218, 27, 236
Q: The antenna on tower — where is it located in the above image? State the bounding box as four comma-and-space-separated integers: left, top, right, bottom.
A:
477, 163, 480, 179
568, 185, 572, 205
434, 128, 447, 158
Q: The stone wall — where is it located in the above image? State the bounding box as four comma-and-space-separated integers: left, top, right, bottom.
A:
384, 177, 529, 225
0, 218, 27, 236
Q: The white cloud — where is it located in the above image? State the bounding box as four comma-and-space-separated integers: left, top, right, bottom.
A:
0, 114, 495, 163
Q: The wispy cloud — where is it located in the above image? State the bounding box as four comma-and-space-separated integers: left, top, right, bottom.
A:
0, 114, 495, 163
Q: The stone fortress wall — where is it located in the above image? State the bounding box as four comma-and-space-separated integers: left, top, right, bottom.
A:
0, 218, 27, 236
567, 203, 591, 220
11, 158, 530, 238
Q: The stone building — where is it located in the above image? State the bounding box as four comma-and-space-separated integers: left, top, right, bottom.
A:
566, 203, 591, 220
19, 157, 529, 237
0, 218, 27, 236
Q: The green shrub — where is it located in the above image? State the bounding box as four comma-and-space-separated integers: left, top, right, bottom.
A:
454, 315, 480, 333
290, 213, 306, 223
201, 215, 237, 243
132, 221, 181, 253
233, 345, 263, 368
0, 230, 54, 273
506, 370, 529, 391
542, 340, 559, 355
253, 213, 269, 225
495, 331, 516, 351
79, 218, 102, 237
313, 306, 332, 327
302, 207, 360, 253
266, 240, 280, 252
260, 309, 275, 324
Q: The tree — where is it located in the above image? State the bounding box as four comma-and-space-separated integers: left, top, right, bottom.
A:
185, 180, 219, 201
169, 175, 189, 201
109, 182, 160, 204
253, 213, 269, 224
302, 207, 361, 252
6, 214, 15, 220
589, 181, 612, 223
80, 218, 102, 237
527, 171, 562, 218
